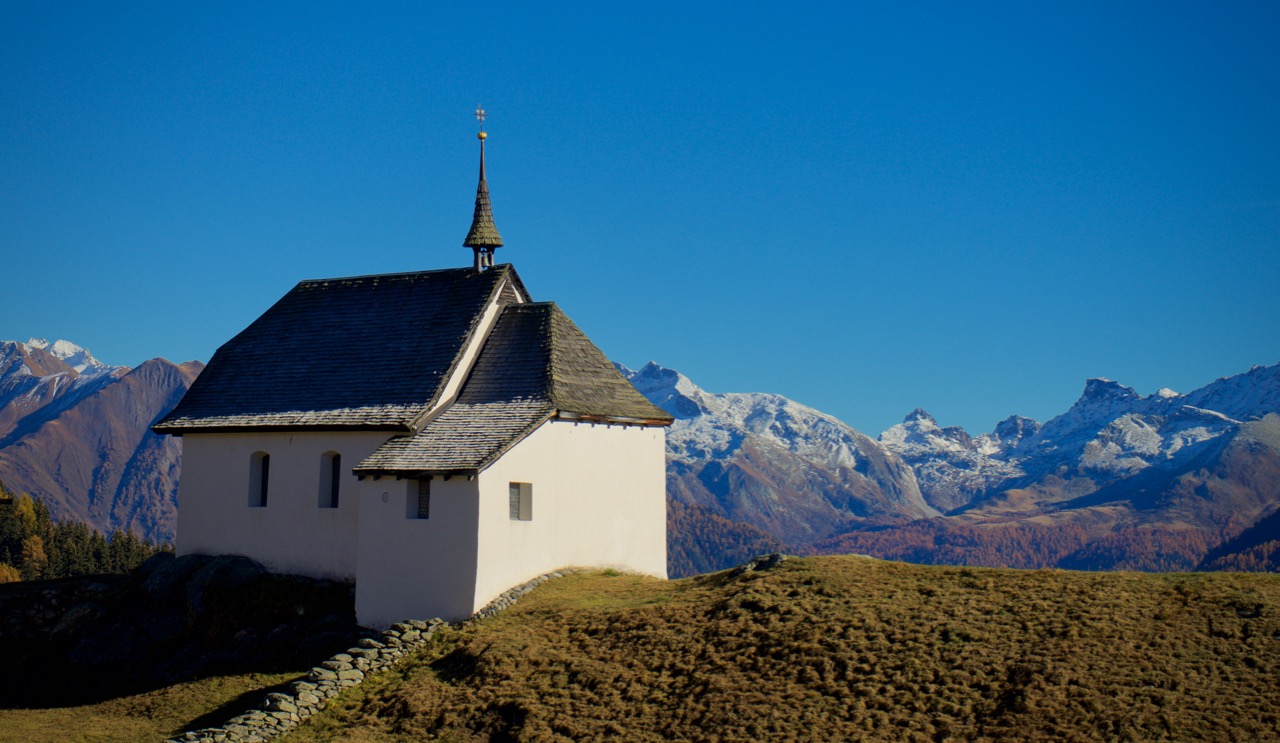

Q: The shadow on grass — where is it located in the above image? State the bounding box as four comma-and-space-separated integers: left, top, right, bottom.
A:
0, 554, 363, 710
431, 642, 492, 683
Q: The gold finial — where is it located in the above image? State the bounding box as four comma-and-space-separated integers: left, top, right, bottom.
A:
475, 105, 487, 139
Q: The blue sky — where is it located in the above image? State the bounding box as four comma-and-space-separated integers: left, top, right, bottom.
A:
2, 2, 1278, 436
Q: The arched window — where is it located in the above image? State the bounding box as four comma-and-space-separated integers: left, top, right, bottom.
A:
248, 451, 270, 507
319, 451, 341, 509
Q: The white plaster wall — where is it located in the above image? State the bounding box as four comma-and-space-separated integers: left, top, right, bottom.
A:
472, 421, 667, 609
176, 431, 388, 581
354, 476, 480, 627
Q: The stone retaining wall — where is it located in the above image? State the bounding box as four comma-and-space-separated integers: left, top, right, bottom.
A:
468, 567, 581, 622
167, 567, 583, 743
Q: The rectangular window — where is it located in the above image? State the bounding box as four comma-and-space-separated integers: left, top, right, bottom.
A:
509, 482, 532, 521
415, 479, 430, 519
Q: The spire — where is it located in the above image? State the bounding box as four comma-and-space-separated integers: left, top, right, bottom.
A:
464, 105, 503, 271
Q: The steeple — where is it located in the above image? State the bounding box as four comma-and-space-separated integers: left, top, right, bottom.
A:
464, 106, 503, 271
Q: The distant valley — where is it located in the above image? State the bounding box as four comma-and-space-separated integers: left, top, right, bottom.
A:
2, 338, 1277, 578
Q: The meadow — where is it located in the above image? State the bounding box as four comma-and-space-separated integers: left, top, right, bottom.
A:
0, 672, 301, 743
2, 555, 1277, 741
280, 556, 1280, 742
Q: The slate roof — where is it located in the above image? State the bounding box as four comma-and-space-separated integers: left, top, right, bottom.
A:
153, 266, 526, 433
355, 302, 673, 476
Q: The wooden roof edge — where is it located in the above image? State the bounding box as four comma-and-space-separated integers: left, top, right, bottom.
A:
353, 467, 481, 480
554, 411, 673, 427
354, 408, 556, 479
151, 422, 416, 436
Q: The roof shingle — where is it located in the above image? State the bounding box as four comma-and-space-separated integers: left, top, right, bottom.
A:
153, 266, 522, 432
355, 302, 671, 475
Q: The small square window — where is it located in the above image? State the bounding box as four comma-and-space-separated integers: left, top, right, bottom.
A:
509, 482, 532, 521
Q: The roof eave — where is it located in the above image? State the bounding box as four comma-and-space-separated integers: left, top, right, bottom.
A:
554, 411, 673, 427
353, 408, 557, 479
353, 468, 481, 480
151, 422, 416, 436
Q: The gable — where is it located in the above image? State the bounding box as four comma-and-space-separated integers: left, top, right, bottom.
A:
154, 266, 528, 433
354, 302, 672, 477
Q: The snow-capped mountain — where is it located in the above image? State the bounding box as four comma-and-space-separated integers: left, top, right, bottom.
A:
0, 339, 201, 541
622, 362, 937, 547
23, 338, 119, 377
878, 364, 1280, 514
1180, 364, 1280, 422
628, 358, 1279, 573
1018, 377, 1241, 474
0, 340, 125, 441
878, 409, 1027, 512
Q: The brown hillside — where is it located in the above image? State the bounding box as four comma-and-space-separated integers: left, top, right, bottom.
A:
283, 556, 1280, 742
0, 358, 201, 540
667, 500, 787, 577
0, 342, 113, 440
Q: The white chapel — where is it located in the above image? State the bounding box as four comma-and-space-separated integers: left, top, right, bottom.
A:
154, 119, 672, 627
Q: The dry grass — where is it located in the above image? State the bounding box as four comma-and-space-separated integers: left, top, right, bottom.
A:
0, 671, 301, 743
281, 556, 1280, 742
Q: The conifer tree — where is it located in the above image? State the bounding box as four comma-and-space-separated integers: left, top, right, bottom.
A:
0, 478, 168, 581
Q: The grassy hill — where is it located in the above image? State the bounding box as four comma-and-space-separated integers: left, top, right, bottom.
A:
2, 556, 1276, 741
0, 671, 301, 743
278, 556, 1280, 742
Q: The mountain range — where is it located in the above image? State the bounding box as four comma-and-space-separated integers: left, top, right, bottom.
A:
0, 340, 201, 541
621, 361, 1280, 574
2, 337, 1277, 578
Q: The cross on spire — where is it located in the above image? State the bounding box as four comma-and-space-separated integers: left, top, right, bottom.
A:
463, 106, 503, 270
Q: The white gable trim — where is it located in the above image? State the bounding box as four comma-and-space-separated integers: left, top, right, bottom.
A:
412, 272, 527, 431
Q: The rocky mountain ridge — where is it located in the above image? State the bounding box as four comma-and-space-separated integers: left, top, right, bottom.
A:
878, 365, 1280, 517
622, 362, 936, 548
0, 340, 122, 444
3, 334, 1276, 576
0, 340, 201, 541
878, 408, 1029, 513
628, 360, 1280, 573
